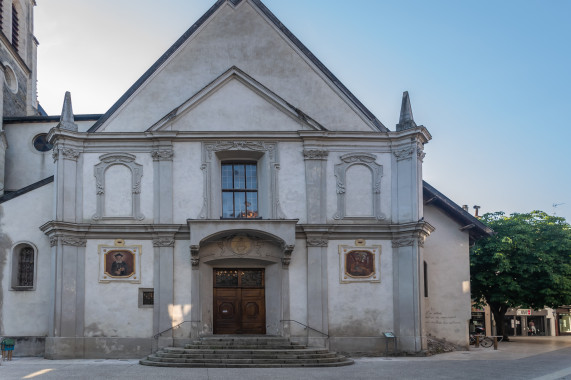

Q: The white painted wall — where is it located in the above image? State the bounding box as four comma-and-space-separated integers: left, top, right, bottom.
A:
3, 122, 56, 191
288, 239, 308, 337
423, 204, 471, 347
84, 239, 154, 338
100, 2, 375, 133
172, 142, 205, 223
3, 120, 98, 191
0, 182, 52, 336
277, 142, 306, 223
327, 240, 394, 336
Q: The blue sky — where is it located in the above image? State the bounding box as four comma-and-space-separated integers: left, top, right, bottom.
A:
34, 0, 571, 222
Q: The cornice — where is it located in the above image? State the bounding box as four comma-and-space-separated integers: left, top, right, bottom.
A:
40, 221, 182, 239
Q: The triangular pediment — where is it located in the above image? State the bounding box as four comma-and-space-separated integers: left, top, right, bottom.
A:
148, 67, 325, 132
89, 0, 388, 133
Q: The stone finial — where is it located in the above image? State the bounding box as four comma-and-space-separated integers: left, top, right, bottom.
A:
396, 91, 417, 131
57, 91, 78, 132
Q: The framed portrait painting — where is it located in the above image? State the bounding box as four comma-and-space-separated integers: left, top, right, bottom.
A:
99, 240, 142, 283
338, 243, 381, 283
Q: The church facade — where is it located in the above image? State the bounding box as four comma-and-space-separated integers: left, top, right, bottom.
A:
0, 0, 491, 359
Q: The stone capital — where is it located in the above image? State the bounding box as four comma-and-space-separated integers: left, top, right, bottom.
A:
151, 149, 174, 161
60, 235, 87, 247
153, 237, 175, 247
303, 149, 328, 160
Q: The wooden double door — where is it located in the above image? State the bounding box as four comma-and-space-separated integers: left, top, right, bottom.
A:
213, 269, 266, 334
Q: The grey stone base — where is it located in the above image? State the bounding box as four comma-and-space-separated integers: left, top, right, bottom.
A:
1, 336, 45, 357
329, 337, 395, 355
45, 337, 153, 359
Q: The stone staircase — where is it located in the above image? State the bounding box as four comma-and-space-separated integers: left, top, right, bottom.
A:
140, 335, 354, 368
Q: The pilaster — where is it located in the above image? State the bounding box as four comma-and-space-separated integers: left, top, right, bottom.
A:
303, 149, 328, 223
391, 223, 432, 352
45, 234, 87, 358
153, 235, 175, 347
303, 226, 329, 344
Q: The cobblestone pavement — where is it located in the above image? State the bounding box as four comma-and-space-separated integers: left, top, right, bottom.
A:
1, 336, 570, 380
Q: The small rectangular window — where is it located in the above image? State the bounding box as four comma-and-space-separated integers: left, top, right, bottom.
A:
138, 288, 154, 308
221, 162, 258, 218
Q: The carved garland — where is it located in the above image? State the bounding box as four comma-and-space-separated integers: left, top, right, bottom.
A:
303, 149, 329, 160
60, 235, 87, 247
333, 153, 385, 221
92, 153, 144, 221
151, 149, 174, 161
153, 237, 175, 247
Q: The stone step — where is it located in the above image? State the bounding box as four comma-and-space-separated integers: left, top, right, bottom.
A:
145, 356, 347, 364
156, 352, 338, 359
139, 359, 355, 368
140, 336, 354, 368
164, 348, 329, 355
183, 344, 306, 350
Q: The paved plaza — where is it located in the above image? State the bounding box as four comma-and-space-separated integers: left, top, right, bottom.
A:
1, 336, 570, 379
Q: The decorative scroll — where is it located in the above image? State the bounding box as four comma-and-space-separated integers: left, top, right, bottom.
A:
333, 153, 384, 220
339, 244, 381, 283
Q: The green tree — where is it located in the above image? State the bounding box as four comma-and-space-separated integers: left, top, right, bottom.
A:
470, 211, 571, 339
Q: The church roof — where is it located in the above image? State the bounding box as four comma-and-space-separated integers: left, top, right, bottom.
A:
87, 0, 387, 133
423, 181, 494, 242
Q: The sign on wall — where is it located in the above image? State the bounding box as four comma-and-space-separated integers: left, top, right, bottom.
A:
98, 239, 142, 283
338, 242, 381, 283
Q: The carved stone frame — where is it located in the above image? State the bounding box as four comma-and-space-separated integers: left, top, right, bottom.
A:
199, 141, 285, 219
333, 153, 384, 220
338, 244, 381, 284
93, 153, 144, 220
98, 242, 142, 283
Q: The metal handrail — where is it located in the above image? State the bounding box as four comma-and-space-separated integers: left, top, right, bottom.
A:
280, 319, 329, 337
153, 320, 200, 339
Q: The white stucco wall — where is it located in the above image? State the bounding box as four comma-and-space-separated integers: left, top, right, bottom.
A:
172, 142, 204, 223
84, 239, 154, 338
423, 204, 471, 346
0, 182, 52, 336
327, 240, 394, 337
3, 122, 57, 191
3, 120, 99, 192
288, 239, 308, 336
277, 142, 306, 222
100, 2, 375, 133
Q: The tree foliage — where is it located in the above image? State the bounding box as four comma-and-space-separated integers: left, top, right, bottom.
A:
470, 211, 571, 338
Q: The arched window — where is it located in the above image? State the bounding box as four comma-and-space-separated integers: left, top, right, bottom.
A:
11, 2, 19, 52
11, 243, 37, 290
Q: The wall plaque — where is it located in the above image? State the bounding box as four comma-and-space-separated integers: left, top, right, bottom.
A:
338, 244, 381, 283
99, 241, 142, 283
